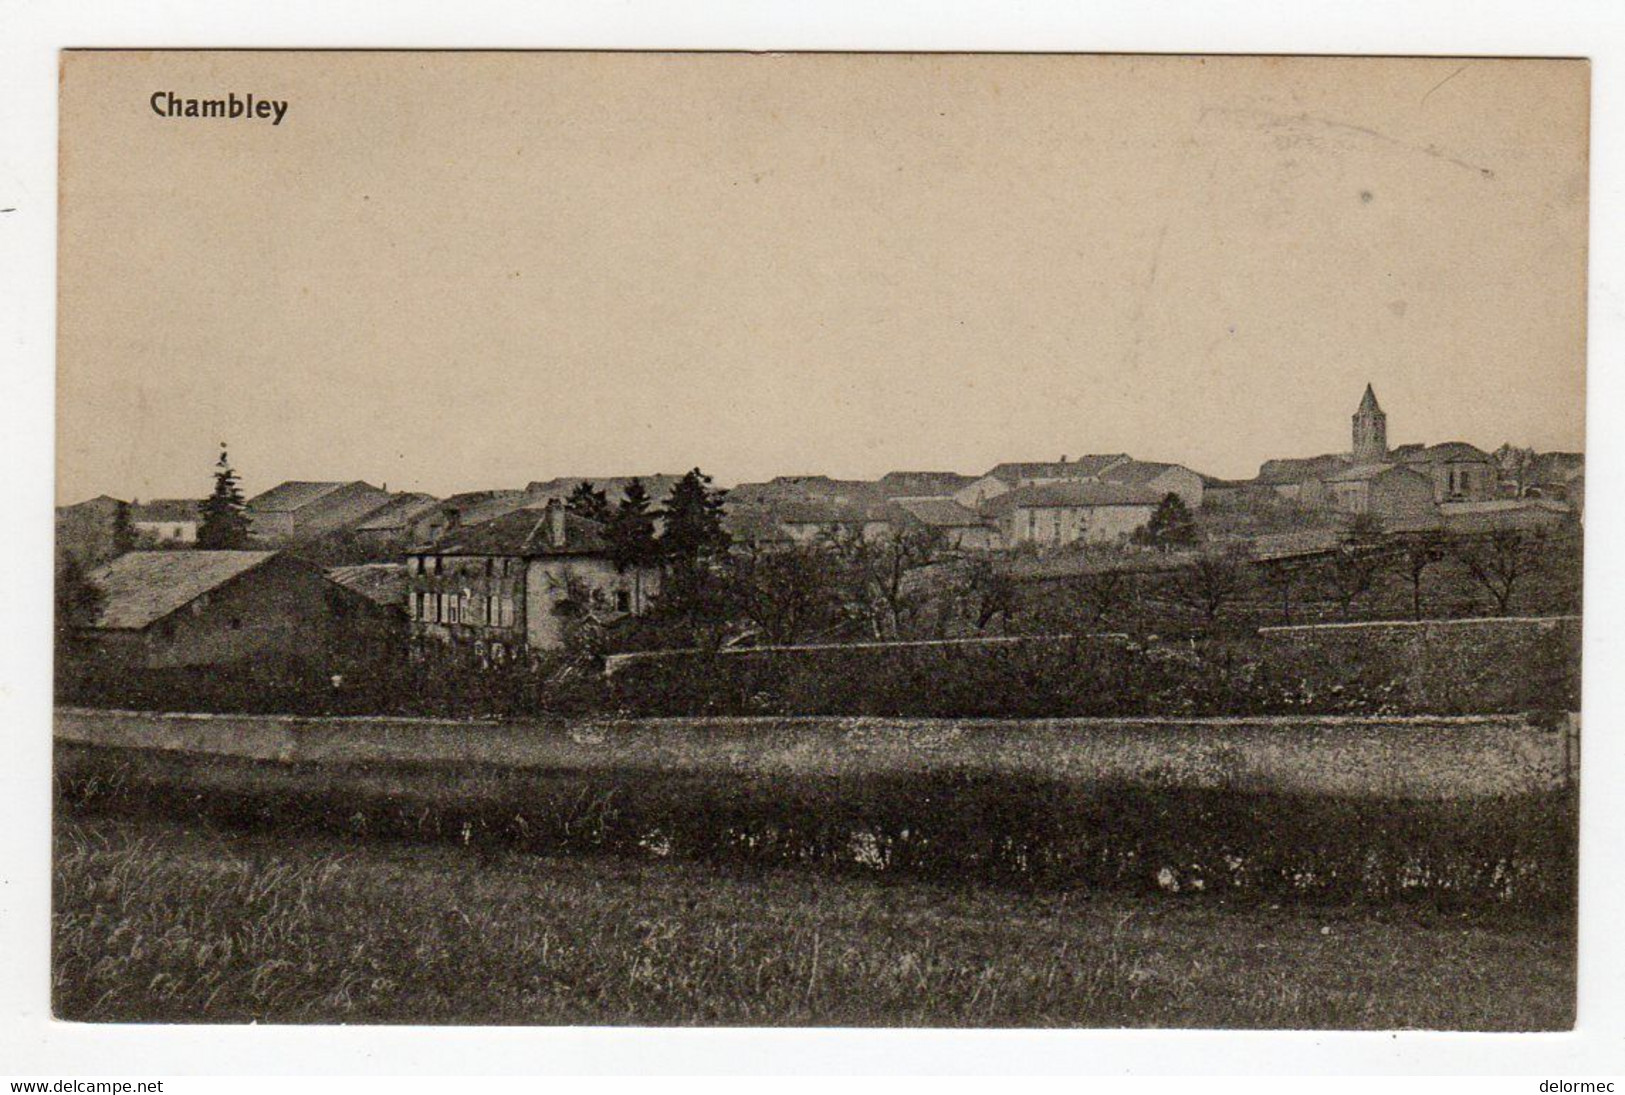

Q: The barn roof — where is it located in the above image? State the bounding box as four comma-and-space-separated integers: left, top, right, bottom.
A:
85, 550, 279, 631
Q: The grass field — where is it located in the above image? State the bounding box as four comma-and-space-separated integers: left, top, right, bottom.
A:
54, 813, 1575, 1029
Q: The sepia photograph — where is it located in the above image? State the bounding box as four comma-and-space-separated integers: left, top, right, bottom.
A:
52, 50, 1587, 1032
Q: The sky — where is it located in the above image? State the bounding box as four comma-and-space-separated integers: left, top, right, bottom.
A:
56, 52, 1588, 504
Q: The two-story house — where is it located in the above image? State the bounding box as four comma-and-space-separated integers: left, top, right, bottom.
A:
405, 499, 659, 659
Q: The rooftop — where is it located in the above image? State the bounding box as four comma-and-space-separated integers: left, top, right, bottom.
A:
982, 481, 1162, 514
326, 563, 408, 608
414, 504, 611, 557
85, 550, 279, 631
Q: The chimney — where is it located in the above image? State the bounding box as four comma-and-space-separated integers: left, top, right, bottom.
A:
548, 498, 567, 548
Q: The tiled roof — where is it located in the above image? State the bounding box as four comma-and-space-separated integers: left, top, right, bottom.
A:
1099, 460, 1199, 488
776, 500, 884, 525
722, 505, 794, 542
326, 563, 407, 608
982, 482, 1161, 514
890, 497, 988, 528
523, 475, 682, 503
416, 505, 610, 557
247, 481, 352, 513
875, 472, 976, 498
443, 491, 534, 526
85, 550, 279, 631
1391, 442, 1492, 464
353, 493, 441, 532
1323, 463, 1428, 484
130, 499, 199, 523
1255, 454, 1352, 485
986, 454, 1131, 484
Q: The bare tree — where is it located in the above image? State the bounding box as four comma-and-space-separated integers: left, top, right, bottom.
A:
1257, 556, 1307, 626
1319, 517, 1391, 621
1395, 531, 1449, 621
1071, 567, 1131, 627
1166, 548, 1250, 628
1451, 529, 1542, 616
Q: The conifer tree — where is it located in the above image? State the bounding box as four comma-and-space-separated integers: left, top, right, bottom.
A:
606, 477, 658, 571
197, 443, 252, 549
565, 481, 612, 526
657, 467, 729, 567
1135, 492, 1198, 552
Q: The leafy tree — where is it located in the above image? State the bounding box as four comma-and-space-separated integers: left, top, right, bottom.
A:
566, 481, 612, 526
55, 554, 104, 657
726, 544, 845, 645
1494, 444, 1538, 497
606, 478, 658, 571
197, 444, 252, 549
1134, 492, 1199, 552
111, 500, 137, 556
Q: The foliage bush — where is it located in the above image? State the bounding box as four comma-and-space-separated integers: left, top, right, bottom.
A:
57, 742, 1577, 917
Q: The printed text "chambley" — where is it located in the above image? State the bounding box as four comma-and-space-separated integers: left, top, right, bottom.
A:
150, 92, 288, 126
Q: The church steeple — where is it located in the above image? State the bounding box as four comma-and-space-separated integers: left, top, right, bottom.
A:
1352, 383, 1388, 464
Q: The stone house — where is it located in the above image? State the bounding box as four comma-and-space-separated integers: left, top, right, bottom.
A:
887, 497, 1002, 551
406, 499, 659, 657
1389, 442, 1499, 503
1098, 460, 1206, 510
952, 454, 1132, 510
1323, 464, 1438, 522
980, 482, 1160, 548
246, 480, 396, 543
56, 495, 129, 566
130, 499, 200, 546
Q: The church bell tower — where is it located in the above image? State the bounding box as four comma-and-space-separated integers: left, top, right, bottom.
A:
1352, 383, 1388, 464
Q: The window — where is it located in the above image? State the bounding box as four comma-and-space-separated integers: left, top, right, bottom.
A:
229, 617, 243, 631
413, 555, 424, 575
615, 589, 631, 613
486, 558, 495, 577
433, 556, 443, 576
487, 595, 498, 625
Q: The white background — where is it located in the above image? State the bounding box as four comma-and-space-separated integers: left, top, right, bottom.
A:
2, 0, 1622, 1079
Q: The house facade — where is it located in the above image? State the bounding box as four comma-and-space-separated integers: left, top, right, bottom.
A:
131, 499, 200, 546
1324, 464, 1438, 522
406, 499, 659, 657
982, 482, 1159, 548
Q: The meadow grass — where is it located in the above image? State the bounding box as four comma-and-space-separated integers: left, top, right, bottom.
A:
54, 813, 1574, 1029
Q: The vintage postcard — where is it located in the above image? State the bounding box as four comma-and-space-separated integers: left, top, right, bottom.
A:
54, 51, 1586, 1029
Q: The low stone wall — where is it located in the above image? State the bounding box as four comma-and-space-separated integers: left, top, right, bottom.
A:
1257, 616, 1581, 714
55, 706, 1573, 799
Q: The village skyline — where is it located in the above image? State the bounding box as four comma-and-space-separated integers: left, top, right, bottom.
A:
57, 54, 1587, 505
